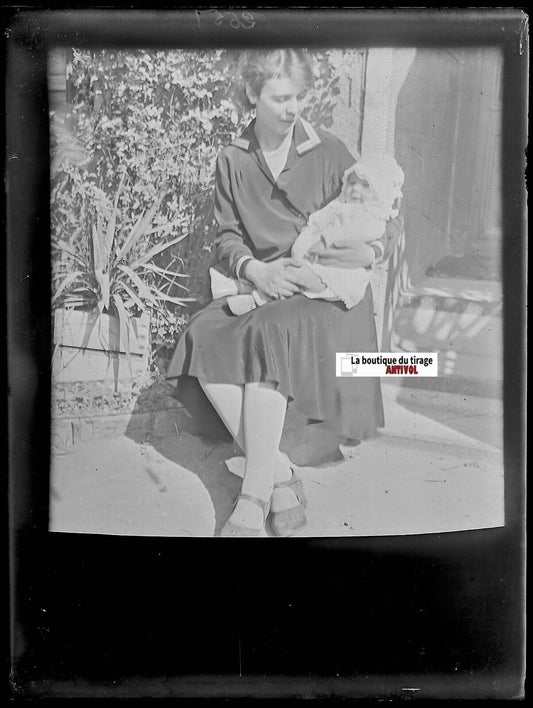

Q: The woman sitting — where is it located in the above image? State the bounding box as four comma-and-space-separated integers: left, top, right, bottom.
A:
167, 48, 403, 536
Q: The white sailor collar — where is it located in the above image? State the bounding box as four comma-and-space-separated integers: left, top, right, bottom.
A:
230, 118, 322, 156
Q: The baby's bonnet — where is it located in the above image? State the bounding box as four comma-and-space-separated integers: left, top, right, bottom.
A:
342, 153, 405, 219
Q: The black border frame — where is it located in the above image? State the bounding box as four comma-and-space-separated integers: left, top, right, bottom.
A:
6, 7, 527, 700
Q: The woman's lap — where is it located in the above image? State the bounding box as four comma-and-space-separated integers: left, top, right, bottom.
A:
167, 288, 384, 440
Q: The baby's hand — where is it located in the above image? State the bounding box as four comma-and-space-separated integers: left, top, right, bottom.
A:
306, 236, 328, 262
313, 240, 374, 269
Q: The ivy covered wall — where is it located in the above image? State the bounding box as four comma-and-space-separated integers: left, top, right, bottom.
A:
49, 48, 366, 355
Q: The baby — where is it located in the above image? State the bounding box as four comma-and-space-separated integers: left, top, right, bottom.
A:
210, 153, 404, 314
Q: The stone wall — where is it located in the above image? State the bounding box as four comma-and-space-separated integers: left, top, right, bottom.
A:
328, 49, 367, 158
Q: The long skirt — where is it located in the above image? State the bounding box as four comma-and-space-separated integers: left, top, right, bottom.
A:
166, 285, 384, 443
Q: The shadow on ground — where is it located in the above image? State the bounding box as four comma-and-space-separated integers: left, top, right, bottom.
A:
124, 390, 235, 534
124, 381, 346, 535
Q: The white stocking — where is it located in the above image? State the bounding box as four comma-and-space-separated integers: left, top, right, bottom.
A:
241, 382, 290, 499
201, 380, 292, 529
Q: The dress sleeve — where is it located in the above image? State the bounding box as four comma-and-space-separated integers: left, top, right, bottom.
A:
373, 210, 404, 264
213, 151, 254, 277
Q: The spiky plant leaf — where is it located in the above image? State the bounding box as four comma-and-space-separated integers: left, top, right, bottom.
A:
116, 280, 146, 314
112, 292, 133, 376
52, 270, 88, 305
137, 262, 189, 279
115, 191, 166, 263
104, 172, 126, 261
131, 232, 189, 267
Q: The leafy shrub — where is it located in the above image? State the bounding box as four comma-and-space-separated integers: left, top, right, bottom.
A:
52, 48, 344, 362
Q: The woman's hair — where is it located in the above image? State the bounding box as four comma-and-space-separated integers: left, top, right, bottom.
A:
235, 49, 314, 110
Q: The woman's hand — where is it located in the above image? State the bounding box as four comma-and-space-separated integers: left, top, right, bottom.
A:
309, 240, 375, 269
284, 263, 325, 293
244, 258, 310, 299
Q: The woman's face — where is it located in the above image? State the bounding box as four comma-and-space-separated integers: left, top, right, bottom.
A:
247, 76, 309, 141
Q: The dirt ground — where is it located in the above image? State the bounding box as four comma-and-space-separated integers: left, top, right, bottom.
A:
50, 383, 504, 537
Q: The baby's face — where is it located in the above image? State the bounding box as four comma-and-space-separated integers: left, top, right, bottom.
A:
345, 174, 373, 204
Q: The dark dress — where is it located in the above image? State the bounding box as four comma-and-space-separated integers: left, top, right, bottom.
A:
167, 118, 398, 443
